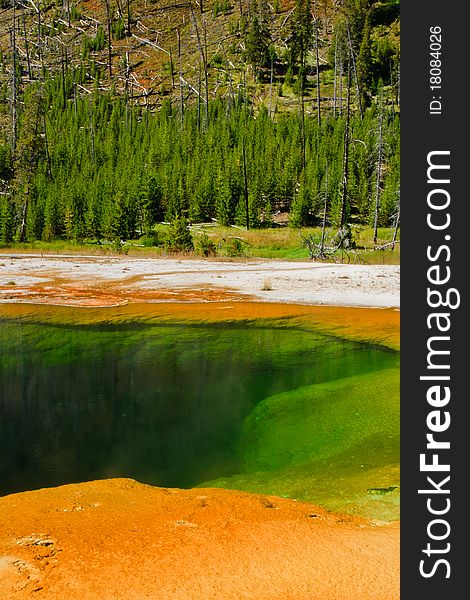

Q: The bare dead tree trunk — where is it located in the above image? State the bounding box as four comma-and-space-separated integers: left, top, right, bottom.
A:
115, 0, 123, 18
243, 65, 247, 108
11, 6, 18, 153
89, 97, 95, 161
333, 32, 337, 117
221, 40, 233, 116
391, 196, 400, 250
125, 50, 130, 95
73, 82, 77, 115
202, 15, 209, 125
299, 33, 306, 171
105, 0, 113, 77
169, 46, 175, 89
338, 46, 343, 116
43, 109, 52, 180
126, 0, 131, 35
339, 57, 351, 232
346, 24, 362, 118
373, 95, 384, 244
37, 4, 42, 63
124, 51, 130, 129
268, 54, 273, 118
242, 141, 250, 230
319, 167, 329, 254
60, 45, 67, 110
64, 0, 71, 27
131, 80, 136, 122
396, 61, 400, 106
21, 6, 32, 81
190, 4, 209, 128
177, 28, 184, 125
197, 66, 202, 129
314, 2, 321, 127
20, 90, 44, 242
300, 78, 306, 171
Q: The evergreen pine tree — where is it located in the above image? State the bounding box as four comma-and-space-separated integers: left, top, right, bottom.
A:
143, 177, 164, 233
12, 88, 46, 241
165, 216, 194, 252
288, 0, 313, 72
245, 1, 272, 81
357, 12, 374, 108
0, 197, 15, 243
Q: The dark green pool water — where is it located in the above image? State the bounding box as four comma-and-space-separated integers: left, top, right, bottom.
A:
0, 310, 399, 511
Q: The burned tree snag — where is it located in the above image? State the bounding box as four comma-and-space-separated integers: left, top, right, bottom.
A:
339, 57, 351, 234
105, 0, 113, 77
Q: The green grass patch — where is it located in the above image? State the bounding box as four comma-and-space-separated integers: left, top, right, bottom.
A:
1, 224, 400, 264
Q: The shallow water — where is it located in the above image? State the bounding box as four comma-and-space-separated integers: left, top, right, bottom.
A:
0, 304, 399, 517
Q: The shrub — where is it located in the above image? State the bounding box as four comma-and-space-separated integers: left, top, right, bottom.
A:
195, 233, 217, 257
224, 237, 244, 257
112, 18, 126, 41
139, 234, 163, 247
164, 217, 194, 253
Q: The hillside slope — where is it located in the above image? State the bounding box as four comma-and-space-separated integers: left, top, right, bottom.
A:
0, 0, 399, 112
0, 1, 400, 247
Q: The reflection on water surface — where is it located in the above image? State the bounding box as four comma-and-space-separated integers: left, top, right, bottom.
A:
0, 305, 399, 511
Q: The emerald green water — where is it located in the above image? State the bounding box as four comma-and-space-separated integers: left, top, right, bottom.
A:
0, 308, 399, 518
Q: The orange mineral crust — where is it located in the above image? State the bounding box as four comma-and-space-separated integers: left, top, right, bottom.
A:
0, 479, 399, 600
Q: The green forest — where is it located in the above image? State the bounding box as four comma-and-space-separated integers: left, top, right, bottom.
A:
0, 0, 400, 254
